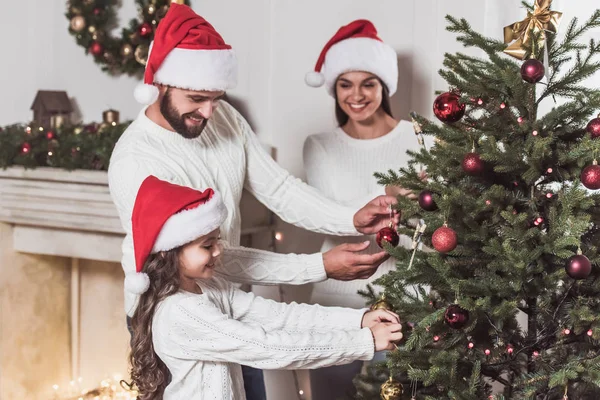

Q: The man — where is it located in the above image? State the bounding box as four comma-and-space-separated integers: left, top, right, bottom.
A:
108, 4, 399, 399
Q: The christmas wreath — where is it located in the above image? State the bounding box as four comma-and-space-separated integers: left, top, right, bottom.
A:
65, 0, 189, 76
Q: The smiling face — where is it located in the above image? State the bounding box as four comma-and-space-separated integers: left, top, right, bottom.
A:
178, 228, 222, 281
158, 87, 225, 139
335, 71, 385, 123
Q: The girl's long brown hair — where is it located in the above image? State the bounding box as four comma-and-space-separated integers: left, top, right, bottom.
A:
334, 77, 393, 127
129, 249, 182, 400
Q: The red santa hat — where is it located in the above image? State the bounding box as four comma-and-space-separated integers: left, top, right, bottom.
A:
124, 176, 228, 295
305, 19, 398, 96
134, 3, 238, 104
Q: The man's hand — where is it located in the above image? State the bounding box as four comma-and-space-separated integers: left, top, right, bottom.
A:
353, 195, 400, 235
385, 185, 416, 199
361, 309, 400, 329
323, 242, 389, 280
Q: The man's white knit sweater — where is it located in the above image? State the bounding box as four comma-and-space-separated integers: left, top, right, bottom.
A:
153, 276, 374, 399
108, 102, 361, 316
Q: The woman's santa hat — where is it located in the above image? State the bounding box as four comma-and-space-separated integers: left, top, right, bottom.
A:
124, 176, 228, 295
134, 3, 238, 104
305, 19, 398, 96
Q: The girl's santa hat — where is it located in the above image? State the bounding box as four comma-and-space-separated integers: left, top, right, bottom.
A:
305, 19, 398, 96
134, 3, 238, 104
125, 176, 228, 295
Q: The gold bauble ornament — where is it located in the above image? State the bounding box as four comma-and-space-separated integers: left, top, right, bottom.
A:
380, 377, 403, 400
371, 297, 392, 311
120, 44, 134, 58
70, 15, 86, 32
134, 44, 149, 65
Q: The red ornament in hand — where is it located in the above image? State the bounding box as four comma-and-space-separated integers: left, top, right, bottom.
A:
376, 227, 400, 248
418, 190, 438, 211
432, 226, 457, 253
89, 41, 104, 56
586, 117, 600, 138
581, 164, 600, 190
138, 22, 153, 37
565, 254, 592, 280
462, 153, 484, 175
444, 304, 469, 329
520, 59, 545, 83
433, 92, 465, 123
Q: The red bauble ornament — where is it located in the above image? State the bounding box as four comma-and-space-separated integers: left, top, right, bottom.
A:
376, 227, 400, 248
444, 304, 469, 329
89, 41, 103, 56
581, 164, 600, 190
462, 152, 484, 175
138, 22, 153, 37
418, 190, 438, 211
46, 131, 55, 140
93, 7, 103, 16
520, 59, 545, 83
586, 117, 600, 138
565, 254, 592, 280
432, 226, 458, 253
20, 142, 31, 154
433, 92, 465, 123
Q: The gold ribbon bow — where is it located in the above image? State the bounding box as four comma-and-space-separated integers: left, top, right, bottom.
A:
503, 0, 562, 59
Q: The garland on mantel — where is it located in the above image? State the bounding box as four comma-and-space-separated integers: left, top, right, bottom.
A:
0, 122, 129, 171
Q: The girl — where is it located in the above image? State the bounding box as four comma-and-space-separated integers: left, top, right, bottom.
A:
126, 175, 403, 400
303, 19, 423, 399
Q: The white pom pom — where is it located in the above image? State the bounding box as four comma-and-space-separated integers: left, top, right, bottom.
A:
133, 83, 159, 105
124, 272, 150, 295
305, 71, 325, 87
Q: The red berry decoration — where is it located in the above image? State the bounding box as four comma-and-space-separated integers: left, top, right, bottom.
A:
581, 163, 600, 190
376, 227, 400, 248
89, 41, 104, 57
565, 254, 592, 280
586, 116, 600, 138
444, 304, 469, 329
520, 59, 545, 83
433, 92, 465, 123
432, 226, 458, 253
418, 190, 438, 211
138, 22, 153, 37
20, 142, 31, 154
462, 152, 484, 175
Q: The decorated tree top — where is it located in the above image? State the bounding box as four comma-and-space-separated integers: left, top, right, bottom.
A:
357, 1, 600, 399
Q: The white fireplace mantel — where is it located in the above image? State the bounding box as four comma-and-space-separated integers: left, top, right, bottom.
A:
0, 166, 125, 262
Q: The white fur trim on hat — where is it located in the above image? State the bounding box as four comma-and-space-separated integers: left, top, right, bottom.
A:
154, 47, 238, 92
322, 37, 398, 96
134, 83, 160, 105
305, 71, 325, 87
124, 272, 150, 295
152, 191, 227, 253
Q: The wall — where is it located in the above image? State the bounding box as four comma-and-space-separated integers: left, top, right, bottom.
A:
1, 0, 599, 399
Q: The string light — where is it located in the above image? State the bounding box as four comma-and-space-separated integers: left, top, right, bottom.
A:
275, 232, 283, 241
532, 130, 538, 136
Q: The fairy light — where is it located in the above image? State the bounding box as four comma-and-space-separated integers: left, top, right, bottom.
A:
275, 232, 283, 241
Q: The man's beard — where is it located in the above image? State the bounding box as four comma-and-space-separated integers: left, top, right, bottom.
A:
160, 89, 209, 139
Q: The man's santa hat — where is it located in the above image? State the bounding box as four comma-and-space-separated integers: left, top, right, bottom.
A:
134, 3, 238, 104
124, 176, 227, 295
305, 19, 398, 96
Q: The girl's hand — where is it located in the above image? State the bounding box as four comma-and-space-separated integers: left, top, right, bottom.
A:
370, 322, 403, 351
361, 309, 400, 329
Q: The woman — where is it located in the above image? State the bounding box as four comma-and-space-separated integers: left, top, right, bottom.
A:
303, 19, 422, 400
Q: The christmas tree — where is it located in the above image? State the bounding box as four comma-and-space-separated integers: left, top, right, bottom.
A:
357, 1, 600, 399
